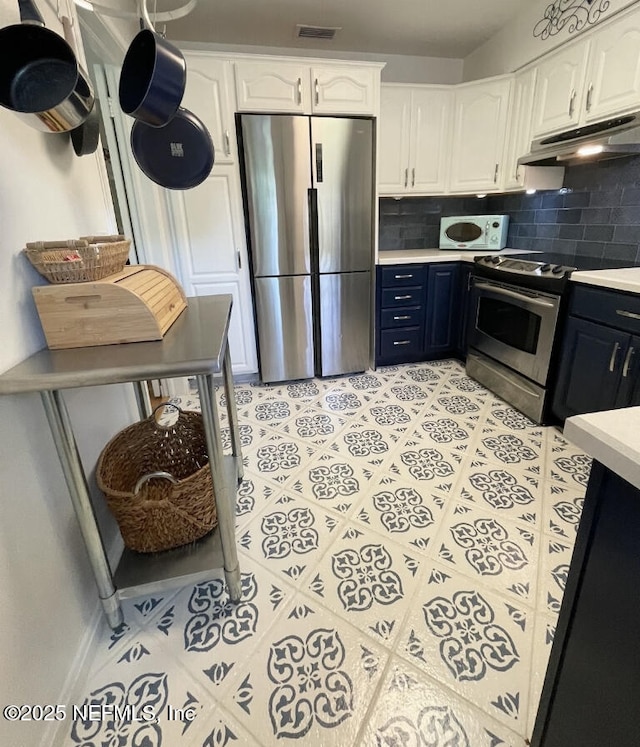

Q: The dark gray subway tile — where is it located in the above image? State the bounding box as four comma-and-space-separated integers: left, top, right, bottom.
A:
581, 207, 612, 224
563, 191, 590, 208
601, 243, 638, 261
588, 189, 623, 207
613, 224, 640, 243
558, 224, 585, 240
551, 239, 578, 254
610, 206, 640, 225
510, 210, 536, 224
583, 224, 614, 242
577, 241, 606, 257
541, 193, 565, 208
536, 208, 559, 223
556, 208, 582, 224
536, 223, 560, 239
621, 187, 640, 206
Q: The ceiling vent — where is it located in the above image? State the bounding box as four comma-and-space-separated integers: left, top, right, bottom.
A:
296, 24, 341, 40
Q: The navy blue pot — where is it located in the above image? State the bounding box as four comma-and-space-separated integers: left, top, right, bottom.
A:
119, 28, 186, 128
130, 107, 214, 190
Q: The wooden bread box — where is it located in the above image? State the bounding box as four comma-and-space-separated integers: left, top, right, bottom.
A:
32, 265, 188, 349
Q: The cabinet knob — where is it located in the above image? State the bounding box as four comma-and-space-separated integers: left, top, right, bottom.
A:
296, 77, 302, 105
314, 78, 319, 106
569, 88, 577, 117
404, 168, 408, 188
224, 130, 231, 156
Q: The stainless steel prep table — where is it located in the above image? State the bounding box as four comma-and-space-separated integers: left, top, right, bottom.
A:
0, 295, 243, 628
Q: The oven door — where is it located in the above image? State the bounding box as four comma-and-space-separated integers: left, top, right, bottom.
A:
468, 278, 561, 385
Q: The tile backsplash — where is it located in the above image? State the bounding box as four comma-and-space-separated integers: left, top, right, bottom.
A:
379, 155, 640, 264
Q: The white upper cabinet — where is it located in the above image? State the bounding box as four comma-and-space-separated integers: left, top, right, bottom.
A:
532, 5, 640, 137
503, 68, 565, 192
234, 59, 381, 115
531, 40, 590, 137
448, 77, 512, 193
378, 84, 451, 195
311, 65, 378, 115
234, 60, 311, 113
584, 12, 640, 122
182, 54, 236, 164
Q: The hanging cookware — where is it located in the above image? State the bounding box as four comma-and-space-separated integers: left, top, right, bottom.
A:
118, 0, 186, 127
59, 15, 100, 156
0, 0, 94, 133
130, 107, 214, 190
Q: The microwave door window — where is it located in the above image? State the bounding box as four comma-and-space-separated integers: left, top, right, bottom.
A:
477, 297, 541, 354
445, 222, 483, 243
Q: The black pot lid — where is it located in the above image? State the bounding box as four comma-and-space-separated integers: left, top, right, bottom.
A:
130, 108, 214, 190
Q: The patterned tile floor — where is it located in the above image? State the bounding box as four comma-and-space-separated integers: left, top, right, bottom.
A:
56, 360, 592, 747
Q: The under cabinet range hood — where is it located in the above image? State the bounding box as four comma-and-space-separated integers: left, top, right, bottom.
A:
518, 113, 640, 167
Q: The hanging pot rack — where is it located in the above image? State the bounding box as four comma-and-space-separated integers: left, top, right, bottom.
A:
72, 0, 197, 24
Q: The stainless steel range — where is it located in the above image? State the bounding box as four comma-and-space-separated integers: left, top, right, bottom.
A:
466, 254, 577, 424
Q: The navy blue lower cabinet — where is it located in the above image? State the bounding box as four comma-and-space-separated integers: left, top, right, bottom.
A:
552, 316, 627, 421
457, 265, 473, 357
424, 262, 461, 358
532, 462, 640, 747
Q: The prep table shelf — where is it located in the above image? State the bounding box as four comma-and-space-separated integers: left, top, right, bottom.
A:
0, 295, 244, 628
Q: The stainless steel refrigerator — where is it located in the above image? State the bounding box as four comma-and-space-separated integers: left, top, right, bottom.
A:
239, 114, 373, 383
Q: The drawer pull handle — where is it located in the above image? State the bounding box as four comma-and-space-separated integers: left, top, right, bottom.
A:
609, 341, 620, 373
394, 315, 411, 320
616, 309, 640, 321
394, 274, 413, 279
623, 346, 635, 378
395, 294, 412, 300
393, 340, 411, 346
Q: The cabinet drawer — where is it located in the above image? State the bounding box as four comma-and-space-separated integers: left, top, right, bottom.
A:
380, 265, 427, 288
381, 287, 424, 308
381, 306, 424, 329
571, 285, 640, 335
380, 327, 423, 358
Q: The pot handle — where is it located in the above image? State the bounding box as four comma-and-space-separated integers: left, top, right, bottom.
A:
138, 0, 155, 31
18, 0, 45, 26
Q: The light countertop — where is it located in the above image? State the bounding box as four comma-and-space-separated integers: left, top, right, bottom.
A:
377, 248, 530, 265
564, 407, 640, 491
570, 267, 640, 294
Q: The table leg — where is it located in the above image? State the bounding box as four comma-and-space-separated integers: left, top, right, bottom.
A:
132, 381, 152, 419
196, 374, 241, 603
222, 343, 244, 482
41, 390, 123, 628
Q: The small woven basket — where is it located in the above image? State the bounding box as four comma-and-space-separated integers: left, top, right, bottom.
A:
96, 403, 217, 553
23, 237, 131, 283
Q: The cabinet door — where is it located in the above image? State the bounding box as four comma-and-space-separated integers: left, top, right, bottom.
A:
377, 86, 411, 194
182, 55, 235, 165
312, 65, 377, 115
552, 316, 627, 421
584, 12, 640, 122
234, 60, 310, 113
410, 87, 452, 194
531, 40, 589, 137
425, 263, 460, 357
167, 164, 258, 374
448, 78, 511, 193
503, 69, 535, 191
616, 335, 640, 407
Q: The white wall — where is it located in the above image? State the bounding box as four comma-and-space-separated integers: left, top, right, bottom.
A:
0, 2, 137, 745
463, 0, 637, 80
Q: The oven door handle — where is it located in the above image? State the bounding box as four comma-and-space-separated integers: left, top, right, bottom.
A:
473, 281, 556, 309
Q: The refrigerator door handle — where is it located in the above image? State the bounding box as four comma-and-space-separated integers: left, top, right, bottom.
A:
315, 143, 323, 182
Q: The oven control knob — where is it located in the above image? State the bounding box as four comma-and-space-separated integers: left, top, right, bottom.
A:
491, 256, 501, 264
551, 265, 565, 275
540, 263, 551, 272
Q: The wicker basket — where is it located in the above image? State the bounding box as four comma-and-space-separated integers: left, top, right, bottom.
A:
23, 237, 131, 283
96, 404, 217, 553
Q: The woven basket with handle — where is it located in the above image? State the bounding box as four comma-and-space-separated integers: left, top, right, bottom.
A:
96, 403, 217, 553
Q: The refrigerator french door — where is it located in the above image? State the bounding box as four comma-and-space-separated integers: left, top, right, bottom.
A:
240, 114, 373, 383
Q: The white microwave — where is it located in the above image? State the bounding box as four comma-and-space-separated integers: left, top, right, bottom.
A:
439, 214, 509, 250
